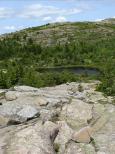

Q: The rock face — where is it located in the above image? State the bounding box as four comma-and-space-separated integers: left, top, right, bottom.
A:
0, 81, 114, 154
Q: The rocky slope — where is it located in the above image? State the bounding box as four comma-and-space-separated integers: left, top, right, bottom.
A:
1, 18, 115, 47
0, 81, 114, 154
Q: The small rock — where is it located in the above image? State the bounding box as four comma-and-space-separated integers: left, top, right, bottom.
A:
37, 97, 48, 106
5, 91, 17, 101
72, 126, 93, 143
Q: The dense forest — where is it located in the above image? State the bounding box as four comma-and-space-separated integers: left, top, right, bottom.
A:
0, 20, 115, 96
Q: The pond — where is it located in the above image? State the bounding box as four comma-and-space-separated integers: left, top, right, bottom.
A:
37, 66, 100, 76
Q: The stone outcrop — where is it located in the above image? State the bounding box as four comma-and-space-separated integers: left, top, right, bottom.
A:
0, 81, 114, 154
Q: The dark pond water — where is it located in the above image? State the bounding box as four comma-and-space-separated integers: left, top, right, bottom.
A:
38, 66, 100, 76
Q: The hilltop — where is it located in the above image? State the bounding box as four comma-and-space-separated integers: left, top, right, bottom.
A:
1, 18, 115, 46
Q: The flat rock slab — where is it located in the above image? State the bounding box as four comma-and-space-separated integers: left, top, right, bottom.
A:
14, 86, 39, 92
17, 105, 40, 119
0, 104, 40, 125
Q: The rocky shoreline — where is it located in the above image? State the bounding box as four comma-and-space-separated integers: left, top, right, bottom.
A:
0, 81, 114, 154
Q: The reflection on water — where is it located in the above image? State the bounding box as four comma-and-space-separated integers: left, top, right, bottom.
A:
38, 67, 100, 76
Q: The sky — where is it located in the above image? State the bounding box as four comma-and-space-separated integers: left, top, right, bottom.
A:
0, 0, 115, 34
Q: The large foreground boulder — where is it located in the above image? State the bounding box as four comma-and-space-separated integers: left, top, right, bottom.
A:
3, 121, 59, 154
60, 99, 93, 129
